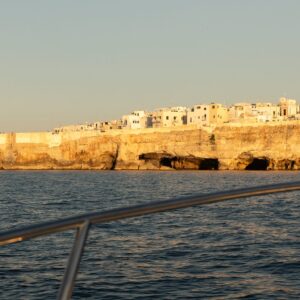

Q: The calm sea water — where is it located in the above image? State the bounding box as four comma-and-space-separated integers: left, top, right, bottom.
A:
0, 171, 300, 299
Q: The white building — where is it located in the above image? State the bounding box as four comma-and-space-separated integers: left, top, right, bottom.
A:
122, 111, 152, 129
251, 102, 280, 122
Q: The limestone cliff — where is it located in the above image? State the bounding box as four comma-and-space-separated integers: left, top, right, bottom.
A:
1, 122, 300, 170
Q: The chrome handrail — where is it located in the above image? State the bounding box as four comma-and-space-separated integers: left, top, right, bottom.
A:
1, 181, 300, 300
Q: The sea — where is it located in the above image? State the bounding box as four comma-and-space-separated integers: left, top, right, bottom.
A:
0, 171, 300, 299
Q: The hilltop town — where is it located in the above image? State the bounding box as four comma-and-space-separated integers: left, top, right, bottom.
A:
53, 97, 299, 133
1, 96, 300, 171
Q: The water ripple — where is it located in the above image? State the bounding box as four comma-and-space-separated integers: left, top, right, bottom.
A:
0, 171, 300, 299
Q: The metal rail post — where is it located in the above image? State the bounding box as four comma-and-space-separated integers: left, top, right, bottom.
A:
57, 221, 90, 300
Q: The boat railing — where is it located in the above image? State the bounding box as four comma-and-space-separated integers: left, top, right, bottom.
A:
1, 181, 300, 300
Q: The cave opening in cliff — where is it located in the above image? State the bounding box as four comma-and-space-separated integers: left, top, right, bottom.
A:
199, 158, 219, 170
160, 157, 172, 168
245, 158, 269, 170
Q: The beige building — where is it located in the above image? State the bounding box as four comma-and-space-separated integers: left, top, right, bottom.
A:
152, 107, 187, 128
279, 97, 298, 118
96, 120, 122, 131
188, 103, 228, 126
210, 103, 229, 124
53, 119, 123, 133
187, 104, 210, 126
228, 103, 253, 122
122, 111, 152, 129
53, 123, 96, 133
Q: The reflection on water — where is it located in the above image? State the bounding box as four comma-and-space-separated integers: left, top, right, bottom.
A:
0, 171, 300, 299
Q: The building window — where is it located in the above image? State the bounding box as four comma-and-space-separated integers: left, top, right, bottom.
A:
190, 117, 192, 122
166, 116, 169, 120
212, 105, 215, 109
174, 116, 177, 120
204, 107, 207, 110
197, 106, 201, 109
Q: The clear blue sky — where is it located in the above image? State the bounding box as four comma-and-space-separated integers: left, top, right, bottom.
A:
1, 0, 299, 132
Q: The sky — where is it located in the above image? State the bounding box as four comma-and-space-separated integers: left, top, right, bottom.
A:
1, 0, 300, 132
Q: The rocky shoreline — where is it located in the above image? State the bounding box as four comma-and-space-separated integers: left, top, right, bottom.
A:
1, 123, 300, 171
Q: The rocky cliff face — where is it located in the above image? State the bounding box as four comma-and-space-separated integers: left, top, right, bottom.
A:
1, 123, 300, 170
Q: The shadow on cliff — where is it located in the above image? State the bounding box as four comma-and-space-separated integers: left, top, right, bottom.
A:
139, 152, 219, 170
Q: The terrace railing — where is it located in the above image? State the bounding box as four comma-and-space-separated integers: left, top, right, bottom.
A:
1, 181, 300, 300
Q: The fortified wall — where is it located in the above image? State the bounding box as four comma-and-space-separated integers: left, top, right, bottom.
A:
0, 122, 300, 170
